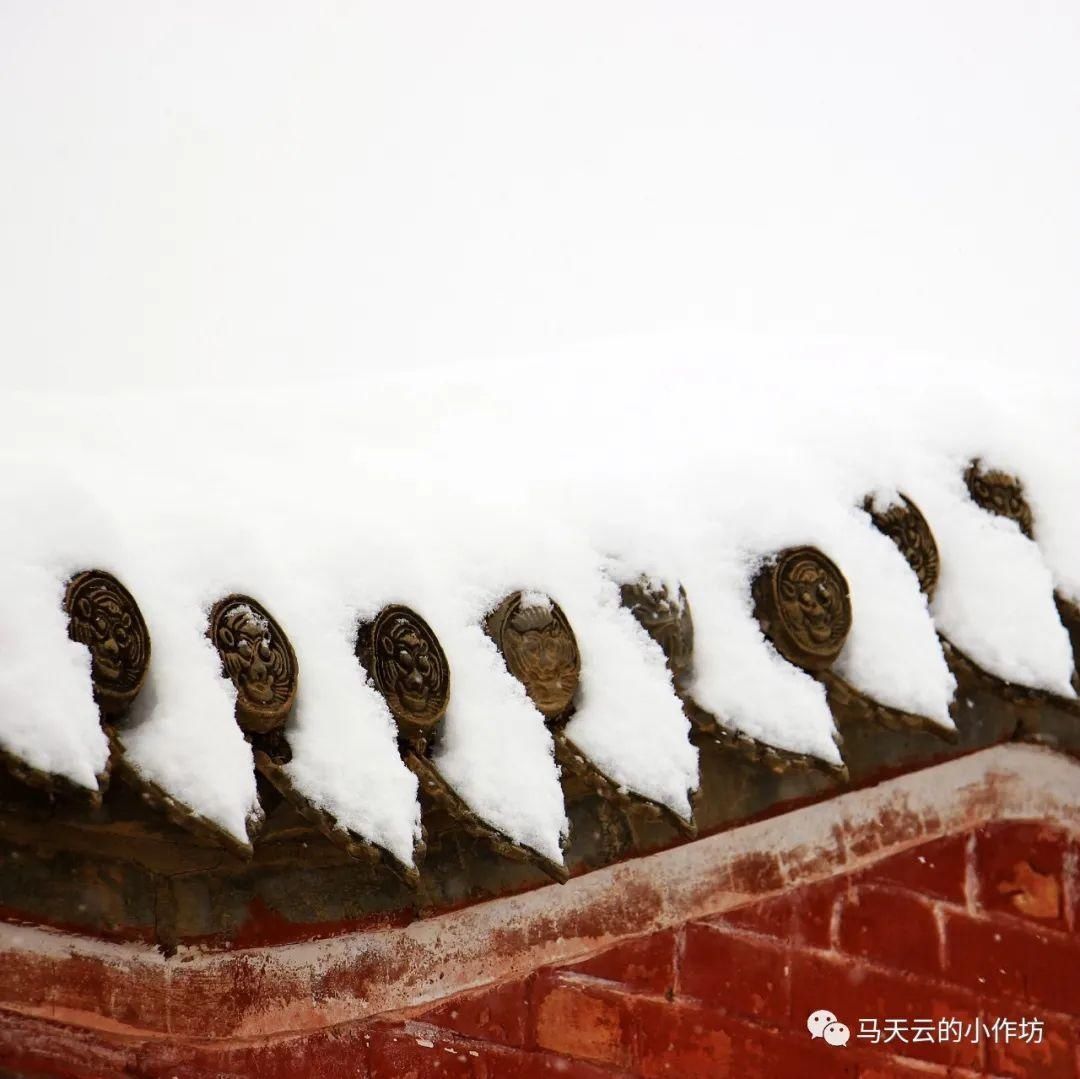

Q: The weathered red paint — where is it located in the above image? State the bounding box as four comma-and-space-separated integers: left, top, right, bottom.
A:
974, 820, 1069, 926
2, 746, 1080, 1077
836, 885, 943, 976
853, 830, 969, 903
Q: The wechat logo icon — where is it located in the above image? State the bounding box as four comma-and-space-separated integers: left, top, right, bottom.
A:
807, 1009, 850, 1047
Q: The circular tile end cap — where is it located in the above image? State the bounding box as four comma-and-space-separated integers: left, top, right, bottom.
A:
753, 546, 852, 672
208, 595, 298, 733
485, 591, 581, 721
65, 569, 151, 716
356, 604, 450, 747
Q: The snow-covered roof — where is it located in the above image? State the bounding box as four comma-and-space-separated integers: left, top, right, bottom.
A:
1, 339, 1078, 874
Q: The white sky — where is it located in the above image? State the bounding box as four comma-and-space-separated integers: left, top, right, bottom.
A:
1, 1, 1078, 390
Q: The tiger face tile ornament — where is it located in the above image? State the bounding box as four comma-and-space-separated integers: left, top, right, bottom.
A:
355, 605, 450, 751
209, 595, 298, 733
620, 577, 694, 688
752, 546, 852, 672
64, 570, 151, 717
356, 602, 567, 882
485, 591, 580, 721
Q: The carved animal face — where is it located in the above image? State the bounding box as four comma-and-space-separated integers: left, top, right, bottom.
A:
778, 559, 844, 647
376, 617, 441, 716
74, 593, 140, 684
65, 571, 151, 714
357, 606, 449, 741
622, 580, 693, 680
217, 606, 286, 706
505, 604, 579, 716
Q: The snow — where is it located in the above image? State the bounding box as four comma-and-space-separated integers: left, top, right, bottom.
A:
1, 3, 1078, 862
561, 581, 697, 822
0, 466, 117, 790
1, 339, 1077, 863
917, 470, 1076, 697
0, 562, 107, 789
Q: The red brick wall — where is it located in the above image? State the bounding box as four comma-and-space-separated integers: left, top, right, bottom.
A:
369, 821, 1080, 1079
2, 819, 1078, 1078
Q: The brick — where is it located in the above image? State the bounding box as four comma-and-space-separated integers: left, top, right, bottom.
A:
532, 976, 634, 1069
986, 1012, 1077, 1079
150, 1024, 375, 1079
710, 894, 796, 939
792, 878, 848, 948
976, 822, 1067, 927
856, 1061, 956, 1078
562, 929, 676, 994
677, 922, 788, 1023
858, 834, 969, 904
366, 1024, 634, 1079
468, 1046, 637, 1079
710, 877, 846, 949
362, 1024, 496, 1079
836, 886, 942, 977
789, 950, 983, 1070
945, 910, 1080, 1012
418, 977, 531, 1048
611, 874, 846, 960
0, 1009, 635, 1079
631, 996, 859, 1079
534, 972, 860, 1078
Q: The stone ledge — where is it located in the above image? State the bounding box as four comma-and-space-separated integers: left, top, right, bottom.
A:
0, 742, 1077, 1043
